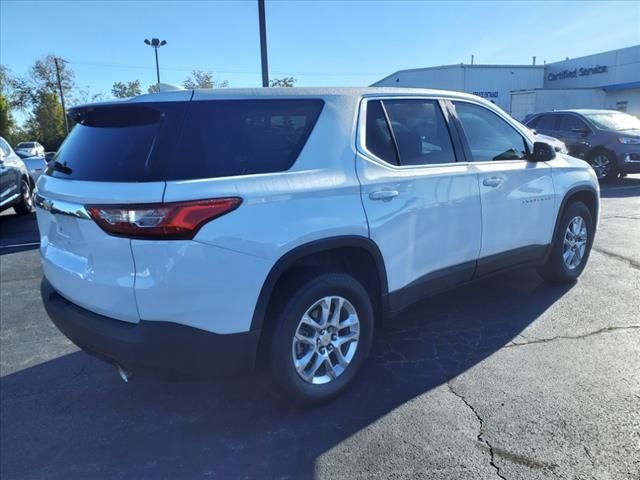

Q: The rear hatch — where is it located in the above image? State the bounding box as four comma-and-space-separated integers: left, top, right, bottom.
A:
36, 94, 190, 322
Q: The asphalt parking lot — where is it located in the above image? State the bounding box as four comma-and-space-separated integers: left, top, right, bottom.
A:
1, 177, 639, 480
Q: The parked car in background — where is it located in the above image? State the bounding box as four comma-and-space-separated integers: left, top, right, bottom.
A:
37, 88, 598, 404
15, 141, 45, 158
525, 109, 640, 181
20, 155, 48, 183
0, 137, 35, 214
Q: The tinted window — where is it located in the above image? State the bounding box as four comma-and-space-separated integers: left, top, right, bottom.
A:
536, 114, 559, 131
365, 100, 398, 165
524, 116, 539, 129
558, 114, 589, 132
454, 102, 527, 161
383, 99, 455, 165
172, 99, 324, 180
48, 104, 169, 181
48, 100, 323, 182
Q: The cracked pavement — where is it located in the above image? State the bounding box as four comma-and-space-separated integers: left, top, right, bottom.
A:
1, 177, 639, 479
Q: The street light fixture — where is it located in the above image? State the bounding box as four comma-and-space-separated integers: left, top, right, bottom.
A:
144, 38, 167, 87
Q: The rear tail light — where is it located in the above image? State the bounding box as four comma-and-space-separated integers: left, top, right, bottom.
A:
86, 198, 242, 239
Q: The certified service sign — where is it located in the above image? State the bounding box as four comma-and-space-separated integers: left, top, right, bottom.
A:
547, 65, 608, 81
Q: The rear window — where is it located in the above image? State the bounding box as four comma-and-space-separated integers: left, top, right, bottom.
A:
49, 104, 170, 182
49, 99, 324, 182
170, 99, 324, 180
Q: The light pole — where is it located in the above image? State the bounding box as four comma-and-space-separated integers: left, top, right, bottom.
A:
144, 38, 167, 87
258, 0, 269, 87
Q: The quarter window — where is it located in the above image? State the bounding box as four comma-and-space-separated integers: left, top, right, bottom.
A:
365, 100, 398, 165
383, 99, 456, 165
453, 102, 528, 162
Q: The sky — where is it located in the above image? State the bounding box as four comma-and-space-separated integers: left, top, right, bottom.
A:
1, 0, 639, 101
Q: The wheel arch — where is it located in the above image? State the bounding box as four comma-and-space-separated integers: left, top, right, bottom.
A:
250, 236, 389, 335
552, 185, 599, 242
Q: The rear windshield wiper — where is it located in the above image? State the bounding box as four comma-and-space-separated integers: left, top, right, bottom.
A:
48, 161, 72, 175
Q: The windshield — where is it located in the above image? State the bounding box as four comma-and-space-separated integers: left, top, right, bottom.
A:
584, 112, 640, 131
18, 142, 34, 148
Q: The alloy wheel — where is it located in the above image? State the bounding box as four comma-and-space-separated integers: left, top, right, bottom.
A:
591, 154, 611, 180
562, 216, 588, 270
291, 296, 360, 385
22, 180, 34, 211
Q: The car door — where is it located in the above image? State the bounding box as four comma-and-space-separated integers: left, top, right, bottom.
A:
0, 138, 21, 207
449, 100, 555, 275
356, 97, 482, 312
555, 114, 593, 159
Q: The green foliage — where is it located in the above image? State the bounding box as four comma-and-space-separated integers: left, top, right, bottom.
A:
25, 91, 66, 151
183, 70, 228, 89
112, 80, 142, 98
0, 94, 14, 140
147, 83, 160, 94
269, 77, 296, 87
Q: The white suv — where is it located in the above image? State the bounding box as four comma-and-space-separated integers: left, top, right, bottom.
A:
37, 88, 599, 403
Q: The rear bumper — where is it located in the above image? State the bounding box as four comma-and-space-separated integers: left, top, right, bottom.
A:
41, 277, 261, 376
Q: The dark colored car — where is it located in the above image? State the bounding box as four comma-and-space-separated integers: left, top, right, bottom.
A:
525, 109, 640, 181
0, 136, 35, 214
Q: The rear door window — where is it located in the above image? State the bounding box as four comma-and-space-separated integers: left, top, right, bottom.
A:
536, 114, 559, 131
383, 99, 456, 165
171, 99, 324, 180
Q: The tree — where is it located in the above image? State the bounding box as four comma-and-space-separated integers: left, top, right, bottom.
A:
183, 70, 228, 89
25, 91, 66, 151
111, 80, 142, 98
73, 86, 105, 106
0, 93, 14, 141
30, 55, 74, 98
269, 77, 296, 87
147, 84, 160, 94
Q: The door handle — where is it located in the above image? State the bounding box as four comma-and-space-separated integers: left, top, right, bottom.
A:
482, 177, 503, 188
369, 189, 399, 201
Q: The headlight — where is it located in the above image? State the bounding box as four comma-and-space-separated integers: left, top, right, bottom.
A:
618, 137, 640, 145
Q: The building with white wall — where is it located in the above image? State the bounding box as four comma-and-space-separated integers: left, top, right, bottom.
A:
373, 45, 640, 119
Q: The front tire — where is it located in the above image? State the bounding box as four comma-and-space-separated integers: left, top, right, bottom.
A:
13, 178, 34, 215
538, 201, 594, 283
269, 272, 374, 405
589, 150, 618, 182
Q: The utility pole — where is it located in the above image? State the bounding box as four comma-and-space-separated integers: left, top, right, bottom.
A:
258, 0, 269, 87
54, 57, 69, 135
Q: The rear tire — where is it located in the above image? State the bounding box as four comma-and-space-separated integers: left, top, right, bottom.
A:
14, 178, 34, 215
269, 272, 374, 405
538, 201, 594, 283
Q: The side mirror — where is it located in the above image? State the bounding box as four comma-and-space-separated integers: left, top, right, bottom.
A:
44, 152, 56, 162
532, 142, 556, 162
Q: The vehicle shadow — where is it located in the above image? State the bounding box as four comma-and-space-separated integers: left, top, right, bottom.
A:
0, 211, 39, 255
0, 268, 572, 479
600, 176, 640, 198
